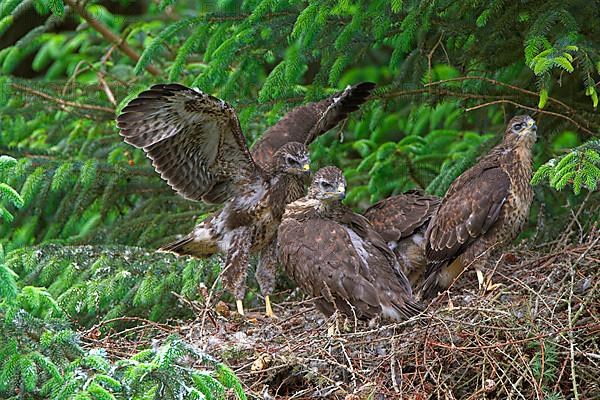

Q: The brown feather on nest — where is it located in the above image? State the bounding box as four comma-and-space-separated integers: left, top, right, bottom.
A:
278, 166, 423, 321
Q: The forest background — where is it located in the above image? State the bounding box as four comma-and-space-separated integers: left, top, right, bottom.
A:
0, 0, 598, 398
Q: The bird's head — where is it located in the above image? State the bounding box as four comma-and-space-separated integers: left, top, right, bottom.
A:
505, 115, 537, 146
272, 142, 311, 176
308, 166, 347, 202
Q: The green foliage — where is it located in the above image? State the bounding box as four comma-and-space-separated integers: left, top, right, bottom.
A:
532, 140, 600, 194
529, 340, 564, 399
7, 245, 221, 326
0, 283, 245, 400
0, 155, 24, 223
0, 1, 598, 398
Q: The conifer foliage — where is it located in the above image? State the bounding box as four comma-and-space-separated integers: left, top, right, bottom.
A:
0, 0, 598, 398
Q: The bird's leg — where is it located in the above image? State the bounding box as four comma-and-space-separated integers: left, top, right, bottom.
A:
264, 296, 274, 318
482, 253, 505, 292
236, 299, 245, 316
257, 240, 278, 318
223, 228, 252, 317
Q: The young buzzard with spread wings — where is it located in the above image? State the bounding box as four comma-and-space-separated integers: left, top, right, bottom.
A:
421, 115, 537, 299
278, 166, 422, 321
116, 83, 374, 316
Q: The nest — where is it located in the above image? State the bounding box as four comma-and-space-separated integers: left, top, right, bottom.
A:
83, 228, 599, 399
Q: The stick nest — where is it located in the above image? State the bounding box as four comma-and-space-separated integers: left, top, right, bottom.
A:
83, 230, 600, 399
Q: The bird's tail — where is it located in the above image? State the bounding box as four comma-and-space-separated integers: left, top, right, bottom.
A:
382, 296, 424, 322
418, 260, 447, 300
395, 299, 425, 320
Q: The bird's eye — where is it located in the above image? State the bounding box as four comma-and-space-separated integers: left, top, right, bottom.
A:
513, 123, 523, 131
286, 157, 299, 166
320, 181, 334, 191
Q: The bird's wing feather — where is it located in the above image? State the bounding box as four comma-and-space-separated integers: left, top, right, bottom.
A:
117, 83, 257, 203
425, 166, 510, 270
250, 82, 375, 168
279, 209, 421, 320
365, 191, 441, 242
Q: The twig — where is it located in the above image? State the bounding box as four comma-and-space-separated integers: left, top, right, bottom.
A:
64, 0, 160, 77
425, 76, 578, 115
11, 82, 114, 114
568, 255, 580, 400
464, 99, 596, 136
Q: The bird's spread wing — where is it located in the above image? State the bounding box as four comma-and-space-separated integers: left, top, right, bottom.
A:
425, 167, 510, 267
365, 191, 441, 242
250, 82, 375, 167
117, 83, 257, 203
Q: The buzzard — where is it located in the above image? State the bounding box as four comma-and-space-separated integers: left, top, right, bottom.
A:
364, 191, 441, 288
250, 81, 375, 315
278, 166, 422, 321
420, 115, 537, 299
116, 83, 374, 316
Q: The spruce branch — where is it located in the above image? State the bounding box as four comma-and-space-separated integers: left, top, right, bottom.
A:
464, 99, 596, 137
63, 0, 160, 77
10, 82, 114, 114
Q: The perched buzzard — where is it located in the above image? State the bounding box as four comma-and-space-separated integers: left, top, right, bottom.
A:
116, 83, 374, 316
250, 82, 375, 315
278, 166, 422, 321
364, 191, 441, 287
420, 115, 537, 299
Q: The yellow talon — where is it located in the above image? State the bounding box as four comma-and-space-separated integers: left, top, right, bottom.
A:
327, 324, 335, 337
265, 295, 275, 318
236, 299, 245, 316
476, 269, 485, 291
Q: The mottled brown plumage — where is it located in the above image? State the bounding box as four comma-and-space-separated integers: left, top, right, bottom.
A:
116, 84, 311, 313
278, 167, 422, 321
420, 115, 537, 299
251, 82, 376, 168
116, 83, 374, 315
364, 191, 441, 287
250, 82, 375, 302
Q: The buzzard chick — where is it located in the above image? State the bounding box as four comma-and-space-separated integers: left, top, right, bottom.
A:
364, 191, 441, 288
117, 83, 374, 316
117, 84, 310, 316
251, 82, 375, 314
278, 166, 423, 321
421, 115, 537, 300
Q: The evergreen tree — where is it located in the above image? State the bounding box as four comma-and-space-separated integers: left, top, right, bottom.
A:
0, 0, 598, 398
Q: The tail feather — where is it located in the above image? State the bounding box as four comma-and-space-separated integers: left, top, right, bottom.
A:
396, 299, 425, 320
419, 272, 442, 301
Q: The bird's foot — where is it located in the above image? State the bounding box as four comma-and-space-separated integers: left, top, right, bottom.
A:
236, 299, 245, 316
264, 295, 277, 318
327, 324, 335, 337
476, 269, 485, 291
477, 270, 502, 293
326, 312, 341, 337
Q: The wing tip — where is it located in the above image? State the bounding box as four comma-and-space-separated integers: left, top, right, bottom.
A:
159, 234, 195, 255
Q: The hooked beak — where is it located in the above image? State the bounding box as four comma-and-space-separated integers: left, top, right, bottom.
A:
302, 163, 311, 175
523, 118, 537, 141
527, 118, 537, 131
337, 185, 346, 200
